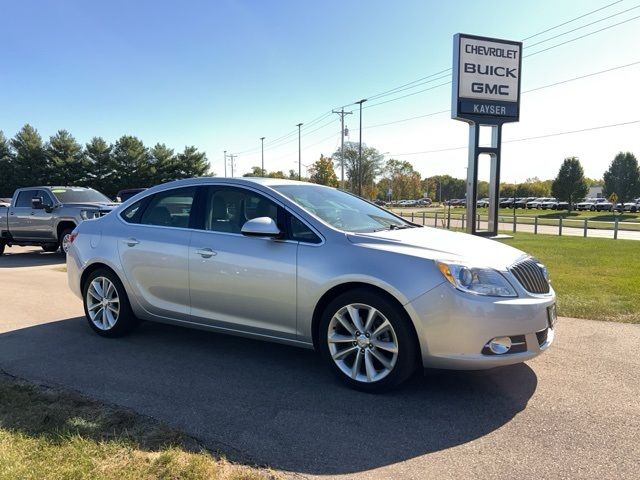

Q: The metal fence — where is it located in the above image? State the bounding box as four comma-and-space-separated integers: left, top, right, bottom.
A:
396, 210, 640, 240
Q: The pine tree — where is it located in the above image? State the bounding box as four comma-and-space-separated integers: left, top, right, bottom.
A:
85, 137, 114, 195
111, 136, 153, 190
0, 131, 15, 197
10, 124, 48, 188
175, 146, 210, 179
150, 143, 176, 183
47, 130, 87, 186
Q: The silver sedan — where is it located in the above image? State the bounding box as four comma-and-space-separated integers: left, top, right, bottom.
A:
67, 178, 556, 392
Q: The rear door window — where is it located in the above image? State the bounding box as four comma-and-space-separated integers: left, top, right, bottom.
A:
15, 190, 38, 208
139, 187, 197, 228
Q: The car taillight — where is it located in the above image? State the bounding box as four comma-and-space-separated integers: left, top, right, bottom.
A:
68, 232, 78, 244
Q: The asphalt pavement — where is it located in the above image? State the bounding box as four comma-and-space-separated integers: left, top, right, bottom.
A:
0, 246, 638, 479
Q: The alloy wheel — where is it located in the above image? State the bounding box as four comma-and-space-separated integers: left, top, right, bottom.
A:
61, 233, 73, 253
327, 303, 399, 383
86, 276, 120, 330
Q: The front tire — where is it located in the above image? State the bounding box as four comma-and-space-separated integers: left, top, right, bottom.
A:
59, 228, 74, 255
319, 289, 418, 392
82, 268, 139, 337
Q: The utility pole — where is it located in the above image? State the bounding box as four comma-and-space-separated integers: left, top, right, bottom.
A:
355, 99, 367, 196
228, 154, 237, 177
260, 137, 265, 175
332, 108, 352, 190
296, 123, 303, 181
223, 150, 227, 177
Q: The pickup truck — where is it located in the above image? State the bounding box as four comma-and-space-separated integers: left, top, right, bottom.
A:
0, 186, 117, 255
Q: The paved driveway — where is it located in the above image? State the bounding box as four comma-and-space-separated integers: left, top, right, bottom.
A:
0, 246, 638, 479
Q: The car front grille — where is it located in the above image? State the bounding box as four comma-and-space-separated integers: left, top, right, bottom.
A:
509, 258, 550, 294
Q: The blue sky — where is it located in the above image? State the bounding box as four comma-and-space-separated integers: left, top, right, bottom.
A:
1, 0, 639, 182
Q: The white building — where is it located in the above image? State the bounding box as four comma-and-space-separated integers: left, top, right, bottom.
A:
588, 186, 603, 198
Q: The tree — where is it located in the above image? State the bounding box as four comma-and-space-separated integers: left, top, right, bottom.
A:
85, 137, 114, 194
47, 130, 87, 186
243, 166, 267, 177
382, 159, 421, 200
551, 157, 588, 210
308, 155, 338, 187
332, 141, 383, 196
0, 131, 15, 196
421, 175, 466, 201
11, 124, 48, 188
603, 152, 640, 202
110, 135, 153, 191
150, 143, 177, 184
175, 146, 210, 179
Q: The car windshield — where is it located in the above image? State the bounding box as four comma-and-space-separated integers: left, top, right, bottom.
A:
50, 188, 112, 203
273, 184, 413, 233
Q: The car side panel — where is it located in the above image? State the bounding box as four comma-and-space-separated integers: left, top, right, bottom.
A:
295, 237, 445, 343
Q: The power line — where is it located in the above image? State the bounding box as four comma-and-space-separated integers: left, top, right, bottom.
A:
524, 4, 640, 50
521, 0, 624, 41
525, 14, 640, 58
228, 1, 638, 160
388, 120, 640, 156
341, 1, 636, 107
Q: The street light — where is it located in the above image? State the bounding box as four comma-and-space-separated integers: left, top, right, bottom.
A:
355, 99, 367, 196
223, 150, 227, 177
260, 137, 265, 175
296, 123, 303, 180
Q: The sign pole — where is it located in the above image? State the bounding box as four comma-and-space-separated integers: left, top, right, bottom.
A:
451, 33, 522, 237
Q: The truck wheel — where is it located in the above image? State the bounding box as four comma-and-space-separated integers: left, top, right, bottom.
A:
59, 228, 74, 255
42, 244, 59, 253
82, 268, 139, 337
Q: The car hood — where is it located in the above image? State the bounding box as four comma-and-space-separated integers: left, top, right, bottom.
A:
63, 202, 118, 210
347, 226, 527, 270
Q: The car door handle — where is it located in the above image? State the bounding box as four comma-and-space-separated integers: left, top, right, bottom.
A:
195, 247, 216, 258
123, 238, 140, 247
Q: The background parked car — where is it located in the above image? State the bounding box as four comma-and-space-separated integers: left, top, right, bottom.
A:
476, 198, 490, 208
526, 197, 548, 209
499, 198, 514, 208
515, 197, 535, 208
621, 198, 640, 212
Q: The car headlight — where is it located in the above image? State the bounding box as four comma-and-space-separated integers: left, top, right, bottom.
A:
436, 261, 517, 297
80, 210, 98, 220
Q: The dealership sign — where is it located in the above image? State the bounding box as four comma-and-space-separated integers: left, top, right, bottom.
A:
452, 33, 522, 123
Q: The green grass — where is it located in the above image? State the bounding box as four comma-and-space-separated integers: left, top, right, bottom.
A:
0, 373, 278, 480
497, 233, 640, 323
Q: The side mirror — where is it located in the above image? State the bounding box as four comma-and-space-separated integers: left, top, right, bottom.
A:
31, 197, 43, 209
241, 217, 281, 238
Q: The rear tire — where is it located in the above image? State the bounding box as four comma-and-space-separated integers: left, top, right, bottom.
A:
319, 289, 418, 393
82, 268, 139, 337
42, 244, 58, 253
